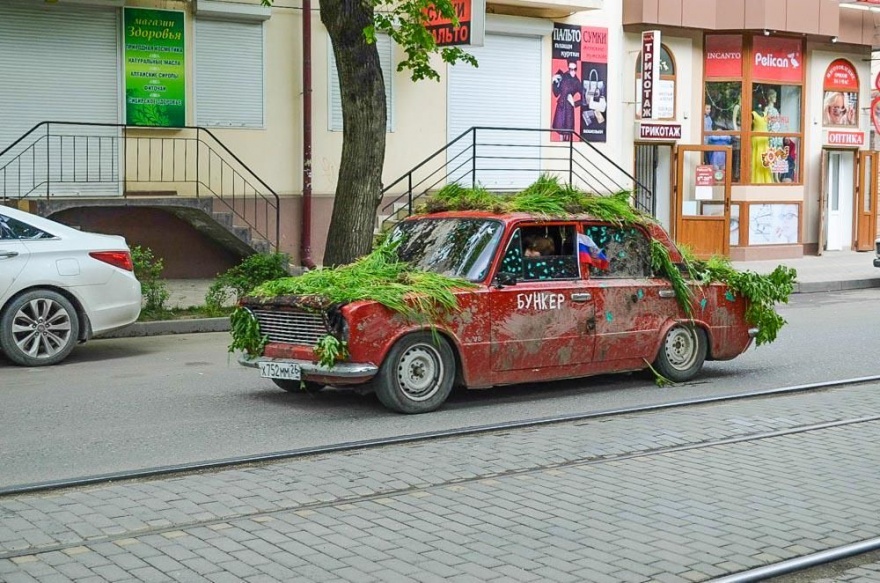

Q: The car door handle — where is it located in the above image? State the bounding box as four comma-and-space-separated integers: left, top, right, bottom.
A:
659, 289, 676, 299
571, 292, 592, 302
0, 250, 19, 258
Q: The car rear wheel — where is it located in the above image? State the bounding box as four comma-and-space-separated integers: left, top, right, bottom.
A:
375, 332, 455, 414
652, 324, 707, 383
1, 290, 80, 367
272, 379, 325, 393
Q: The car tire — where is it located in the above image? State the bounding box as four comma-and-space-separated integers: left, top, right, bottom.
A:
271, 379, 325, 393
652, 324, 707, 383
375, 332, 455, 414
0, 290, 80, 367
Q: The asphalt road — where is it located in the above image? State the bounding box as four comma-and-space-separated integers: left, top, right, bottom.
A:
1, 288, 879, 488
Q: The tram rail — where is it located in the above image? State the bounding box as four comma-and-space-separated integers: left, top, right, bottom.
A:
3, 374, 880, 498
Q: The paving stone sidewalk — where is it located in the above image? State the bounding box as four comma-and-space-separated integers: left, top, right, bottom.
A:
3, 385, 880, 582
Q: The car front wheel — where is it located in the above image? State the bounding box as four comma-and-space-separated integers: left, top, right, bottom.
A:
1, 290, 80, 367
652, 324, 707, 383
375, 332, 455, 414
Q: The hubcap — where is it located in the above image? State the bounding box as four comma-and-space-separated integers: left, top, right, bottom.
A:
396, 343, 444, 402
11, 298, 73, 360
664, 327, 698, 371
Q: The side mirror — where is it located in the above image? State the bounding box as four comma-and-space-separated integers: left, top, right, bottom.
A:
494, 271, 518, 288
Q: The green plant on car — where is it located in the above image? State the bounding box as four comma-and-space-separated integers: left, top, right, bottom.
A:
206, 252, 290, 316
130, 245, 169, 315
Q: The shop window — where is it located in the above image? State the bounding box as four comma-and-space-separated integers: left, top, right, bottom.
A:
703, 35, 804, 185
635, 44, 676, 120
704, 81, 742, 183
195, 19, 265, 128
329, 34, 394, 132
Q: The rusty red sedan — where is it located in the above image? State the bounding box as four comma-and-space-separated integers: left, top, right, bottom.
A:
238, 212, 756, 414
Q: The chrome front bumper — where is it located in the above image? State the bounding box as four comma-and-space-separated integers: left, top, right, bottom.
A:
238, 354, 379, 380
748, 327, 759, 338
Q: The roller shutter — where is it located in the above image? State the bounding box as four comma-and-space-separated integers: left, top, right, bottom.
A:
447, 34, 542, 190
0, 2, 120, 197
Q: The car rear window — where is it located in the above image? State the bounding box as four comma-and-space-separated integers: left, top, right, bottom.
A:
0, 214, 54, 240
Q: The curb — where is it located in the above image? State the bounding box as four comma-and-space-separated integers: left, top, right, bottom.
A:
97, 317, 230, 339
795, 277, 880, 294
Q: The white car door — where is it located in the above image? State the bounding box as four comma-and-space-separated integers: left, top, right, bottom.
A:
0, 239, 29, 301
0, 213, 34, 301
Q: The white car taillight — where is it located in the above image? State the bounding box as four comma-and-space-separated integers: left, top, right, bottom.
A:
89, 251, 134, 272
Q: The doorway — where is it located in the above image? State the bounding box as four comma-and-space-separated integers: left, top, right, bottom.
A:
634, 143, 673, 231
673, 144, 732, 258
820, 149, 856, 252
856, 151, 878, 251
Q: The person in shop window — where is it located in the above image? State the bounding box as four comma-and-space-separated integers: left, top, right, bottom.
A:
552, 58, 582, 141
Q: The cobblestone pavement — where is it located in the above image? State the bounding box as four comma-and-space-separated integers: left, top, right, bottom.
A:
3, 384, 880, 582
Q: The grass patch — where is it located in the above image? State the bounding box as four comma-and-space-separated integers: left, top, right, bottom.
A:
138, 305, 234, 322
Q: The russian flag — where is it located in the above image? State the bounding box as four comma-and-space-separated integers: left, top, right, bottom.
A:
577, 233, 609, 270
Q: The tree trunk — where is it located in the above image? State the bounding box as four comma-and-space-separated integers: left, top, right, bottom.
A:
321, 0, 387, 266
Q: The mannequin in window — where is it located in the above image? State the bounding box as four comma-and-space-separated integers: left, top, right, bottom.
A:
552, 58, 582, 141
751, 96, 774, 184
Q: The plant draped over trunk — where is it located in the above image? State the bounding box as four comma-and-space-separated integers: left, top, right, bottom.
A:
262, 0, 475, 267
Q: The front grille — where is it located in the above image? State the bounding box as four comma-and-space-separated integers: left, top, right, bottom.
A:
251, 309, 329, 346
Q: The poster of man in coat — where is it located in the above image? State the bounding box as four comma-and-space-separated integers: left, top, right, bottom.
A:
551, 23, 608, 143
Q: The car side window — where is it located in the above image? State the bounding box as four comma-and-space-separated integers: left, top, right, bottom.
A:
582, 224, 652, 279
0, 214, 52, 240
499, 225, 579, 281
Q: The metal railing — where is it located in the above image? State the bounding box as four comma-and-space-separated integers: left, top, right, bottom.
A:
0, 121, 280, 251
379, 127, 653, 232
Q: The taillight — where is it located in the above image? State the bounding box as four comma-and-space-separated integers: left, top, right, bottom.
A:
89, 251, 134, 272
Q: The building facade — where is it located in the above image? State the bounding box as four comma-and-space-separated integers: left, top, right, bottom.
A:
0, 0, 876, 275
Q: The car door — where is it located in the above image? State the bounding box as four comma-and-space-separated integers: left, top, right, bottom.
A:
490, 224, 596, 373
0, 214, 31, 300
582, 223, 678, 362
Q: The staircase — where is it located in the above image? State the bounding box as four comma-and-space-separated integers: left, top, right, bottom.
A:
0, 122, 279, 255
377, 127, 653, 232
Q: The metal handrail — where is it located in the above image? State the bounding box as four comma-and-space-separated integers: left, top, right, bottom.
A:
0, 121, 280, 251
378, 126, 653, 231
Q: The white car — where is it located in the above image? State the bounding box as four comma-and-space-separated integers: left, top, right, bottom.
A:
0, 205, 141, 366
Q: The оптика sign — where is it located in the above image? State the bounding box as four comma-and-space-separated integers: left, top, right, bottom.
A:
124, 8, 186, 128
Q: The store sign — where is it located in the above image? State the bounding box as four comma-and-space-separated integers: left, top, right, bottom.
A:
639, 123, 681, 140
695, 165, 715, 186
751, 36, 803, 83
640, 31, 661, 119
426, 0, 485, 47
826, 131, 865, 146
123, 8, 185, 128
824, 59, 859, 92
704, 35, 742, 78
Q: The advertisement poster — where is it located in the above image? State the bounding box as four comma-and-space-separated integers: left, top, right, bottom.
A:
822, 59, 859, 127
550, 24, 608, 143
124, 8, 186, 127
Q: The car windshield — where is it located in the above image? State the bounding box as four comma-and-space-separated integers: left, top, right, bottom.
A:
391, 218, 504, 282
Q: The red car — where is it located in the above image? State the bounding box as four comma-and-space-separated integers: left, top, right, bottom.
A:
239, 212, 756, 413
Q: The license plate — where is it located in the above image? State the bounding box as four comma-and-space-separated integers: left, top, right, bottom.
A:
259, 361, 301, 380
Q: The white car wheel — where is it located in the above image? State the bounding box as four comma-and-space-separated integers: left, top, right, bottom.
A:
652, 324, 707, 383
1, 290, 80, 367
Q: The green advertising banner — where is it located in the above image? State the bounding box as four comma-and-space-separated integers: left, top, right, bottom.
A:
123, 8, 186, 127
